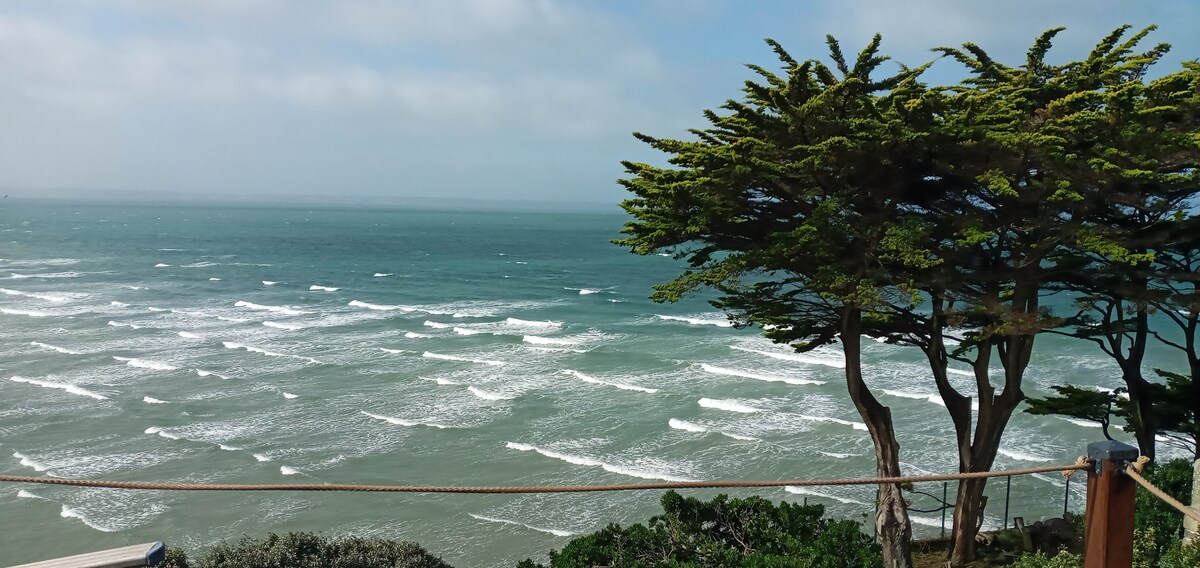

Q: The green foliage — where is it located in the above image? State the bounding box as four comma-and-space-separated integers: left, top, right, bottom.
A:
1134, 459, 1195, 564
1009, 549, 1081, 568
521, 491, 880, 568
156, 532, 452, 568
1160, 539, 1200, 568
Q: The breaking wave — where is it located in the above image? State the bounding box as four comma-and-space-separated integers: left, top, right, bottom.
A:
504, 442, 694, 482
10, 376, 108, 400
113, 356, 178, 371
423, 351, 505, 366
31, 341, 80, 355
699, 363, 824, 386
698, 398, 760, 413
234, 300, 305, 316
565, 370, 657, 393
360, 411, 449, 429
468, 514, 573, 537
656, 314, 732, 327
730, 345, 845, 368
468, 386, 515, 400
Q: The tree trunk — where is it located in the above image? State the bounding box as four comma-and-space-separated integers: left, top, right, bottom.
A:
948, 477, 989, 562
841, 308, 913, 568
1186, 458, 1200, 544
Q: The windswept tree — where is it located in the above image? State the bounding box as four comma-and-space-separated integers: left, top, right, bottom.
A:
616, 37, 937, 568
1025, 29, 1200, 463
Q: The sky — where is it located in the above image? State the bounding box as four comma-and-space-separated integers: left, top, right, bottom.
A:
1, 1, 1198, 206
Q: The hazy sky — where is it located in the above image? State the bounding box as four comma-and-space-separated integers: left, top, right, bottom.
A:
2, 1, 1197, 205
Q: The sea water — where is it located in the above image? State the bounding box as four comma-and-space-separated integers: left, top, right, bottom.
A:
0, 199, 1180, 565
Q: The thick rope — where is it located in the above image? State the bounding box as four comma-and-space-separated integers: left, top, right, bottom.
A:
0, 463, 1088, 494
1125, 456, 1200, 524
1062, 455, 1089, 479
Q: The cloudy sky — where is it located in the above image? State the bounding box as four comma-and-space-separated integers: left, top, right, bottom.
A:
2, 1, 1197, 206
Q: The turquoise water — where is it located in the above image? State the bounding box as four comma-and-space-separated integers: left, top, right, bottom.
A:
0, 199, 1172, 565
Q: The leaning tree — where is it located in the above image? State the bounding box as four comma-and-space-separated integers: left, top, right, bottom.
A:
617, 36, 948, 568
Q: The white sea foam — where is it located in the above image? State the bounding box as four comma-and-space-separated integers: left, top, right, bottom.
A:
143, 396, 168, 404
176, 331, 203, 339
578, 288, 601, 295
309, 285, 339, 292
421, 377, 459, 386
107, 321, 144, 329
784, 486, 868, 505
216, 315, 247, 322
113, 356, 178, 371
454, 327, 485, 335
253, 453, 271, 462
730, 345, 846, 368
1055, 416, 1100, 428
565, 370, 657, 393
218, 444, 241, 451
182, 261, 219, 268
380, 347, 404, 354
405, 332, 432, 339
261, 280, 278, 286
469, 513, 574, 537
1, 308, 53, 317
423, 351, 505, 366
196, 369, 229, 379
31, 341, 80, 355
505, 317, 562, 328
373, 273, 393, 277
61, 506, 117, 532
125, 285, 145, 290
817, 451, 857, 459
699, 363, 825, 385
349, 300, 412, 311
234, 300, 305, 316
9, 271, 81, 279
18, 489, 45, 499
110, 300, 129, 307
146, 306, 168, 312
524, 335, 576, 345
360, 411, 449, 429
282, 392, 298, 399
468, 386, 515, 400
209, 277, 222, 281
798, 415, 869, 431
423, 320, 453, 328
263, 321, 303, 331
10, 376, 108, 400
154, 263, 171, 268
504, 442, 694, 482
280, 466, 301, 475
698, 398, 760, 413
144, 426, 180, 440
656, 314, 733, 327
222, 342, 321, 364
13, 451, 51, 472
882, 389, 945, 406
996, 447, 1051, 462
0, 288, 71, 302
668, 418, 707, 433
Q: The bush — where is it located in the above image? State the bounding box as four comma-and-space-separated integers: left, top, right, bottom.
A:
519, 491, 881, 568
1134, 458, 1194, 565
1160, 539, 1200, 568
1009, 549, 1081, 568
156, 532, 452, 568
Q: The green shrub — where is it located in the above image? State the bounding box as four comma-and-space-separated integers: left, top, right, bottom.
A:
157, 532, 451, 568
1160, 539, 1200, 568
1009, 549, 1081, 568
1134, 459, 1194, 565
520, 491, 880, 568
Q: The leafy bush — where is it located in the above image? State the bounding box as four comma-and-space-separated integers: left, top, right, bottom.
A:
518, 491, 880, 568
1160, 539, 1200, 568
1008, 549, 1080, 568
156, 532, 452, 568
1134, 459, 1194, 564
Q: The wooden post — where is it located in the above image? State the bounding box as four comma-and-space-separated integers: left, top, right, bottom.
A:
1083, 440, 1139, 568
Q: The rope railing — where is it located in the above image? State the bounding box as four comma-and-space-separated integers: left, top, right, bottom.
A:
0, 462, 1089, 494
1124, 455, 1200, 524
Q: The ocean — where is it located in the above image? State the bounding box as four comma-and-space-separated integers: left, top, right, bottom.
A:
0, 199, 1175, 566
